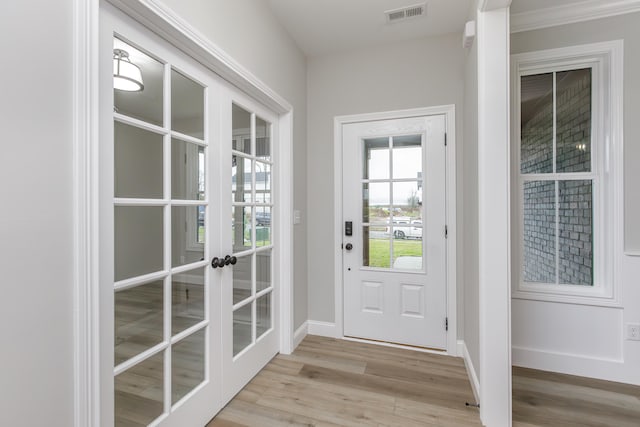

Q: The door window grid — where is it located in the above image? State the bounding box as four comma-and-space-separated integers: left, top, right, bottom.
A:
112, 36, 209, 423
231, 104, 274, 359
361, 134, 424, 271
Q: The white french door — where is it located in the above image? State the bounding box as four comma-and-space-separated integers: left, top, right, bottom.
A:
99, 3, 279, 426
342, 115, 447, 349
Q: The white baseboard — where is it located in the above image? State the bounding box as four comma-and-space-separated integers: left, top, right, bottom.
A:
460, 340, 481, 404
293, 321, 308, 349
512, 346, 639, 385
307, 320, 340, 338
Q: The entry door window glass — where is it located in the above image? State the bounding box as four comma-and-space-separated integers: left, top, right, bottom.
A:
361, 135, 423, 271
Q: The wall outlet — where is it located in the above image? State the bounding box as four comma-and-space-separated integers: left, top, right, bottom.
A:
627, 323, 640, 341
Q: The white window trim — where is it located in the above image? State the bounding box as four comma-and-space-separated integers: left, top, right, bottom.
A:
511, 40, 624, 307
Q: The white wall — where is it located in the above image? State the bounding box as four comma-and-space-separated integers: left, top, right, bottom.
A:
306, 34, 466, 332
463, 10, 481, 384
511, 12, 640, 385
159, 0, 309, 328
0, 1, 75, 425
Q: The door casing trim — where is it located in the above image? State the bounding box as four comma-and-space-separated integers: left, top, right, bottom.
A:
333, 105, 458, 356
73, 1, 294, 426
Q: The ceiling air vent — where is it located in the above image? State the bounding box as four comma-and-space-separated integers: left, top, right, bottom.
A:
385, 3, 427, 23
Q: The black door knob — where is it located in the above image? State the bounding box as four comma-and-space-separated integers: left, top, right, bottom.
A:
224, 255, 231, 265
230, 256, 237, 265
345, 243, 353, 251
211, 257, 224, 268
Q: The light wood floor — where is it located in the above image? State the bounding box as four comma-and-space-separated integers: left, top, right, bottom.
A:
208, 335, 482, 426
512, 366, 640, 427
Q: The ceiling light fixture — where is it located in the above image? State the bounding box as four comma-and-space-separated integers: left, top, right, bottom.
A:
113, 48, 144, 92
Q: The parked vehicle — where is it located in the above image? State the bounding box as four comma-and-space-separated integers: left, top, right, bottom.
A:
386, 217, 422, 239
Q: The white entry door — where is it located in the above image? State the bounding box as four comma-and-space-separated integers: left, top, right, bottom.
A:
100, 4, 279, 426
342, 115, 448, 349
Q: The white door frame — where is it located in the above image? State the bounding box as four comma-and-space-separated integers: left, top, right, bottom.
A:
333, 105, 458, 356
72, 1, 294, 426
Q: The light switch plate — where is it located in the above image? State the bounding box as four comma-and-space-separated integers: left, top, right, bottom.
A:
627, 323, 640, 341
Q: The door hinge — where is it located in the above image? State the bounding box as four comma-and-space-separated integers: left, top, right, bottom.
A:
444, 133, 447, 146
445, 317, 449, 331
445, 225, 448, 239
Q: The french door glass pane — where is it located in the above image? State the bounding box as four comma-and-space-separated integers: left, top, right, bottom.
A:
232, 156, 252, 203
232, 206, 252, 250
114, 280, 164, 365
255, 161, 271, 203
256, 206, 271, 246
172, 267, 205, 335
522, 180, 556, 283
114, 122, 163, 199
363, 182, 389, 224
521, 73, 553, 174
171, 205, 205, 267
393, 181, 421, 218
256, 250, 271, 293
363, 137, 389, 180
115, 351, 164, 426
233, 303, 252, 356
256, 116, 271, 161
172, 139, 205, 200
558, 180, 593, 285
171, 329, 205, 404
363, 226, 389, 268
556, 68, 592, 173
256, 293, 271, 339
171, 69, 204, 138
233, 255, 252, 304
232, 104, 251, 154
393, 227, 422, 270
114, 206, 164, 282
392, 135, 422, 179
113, 38, 164, 127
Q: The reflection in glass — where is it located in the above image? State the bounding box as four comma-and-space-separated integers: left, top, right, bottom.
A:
559, 180, 593, 285
363, 137, 389, 180
392, 135, 422, 179
171, 68, 204, 138
257, 293, 271, 339
363, 182, 389, 224
233, 303, 252, 356
255, 162, 271, 203
115, 351, 164, 426
172, 267, 205, 335
113, 37, 164, 127
233, 255, 252, 304
114, 122, 163, 199
256, 206, 271, 247
172, 139, 205, 200
392, 227, 422, 270
115, 206, 163, 282
256, 250, 271, 293
232, 104, 251, 154
172, 329, 205, 404
393, 181, 422, 218
556, 69, 591, 173
232, 206, 252, 250
363, 226, 390, 268
521, 73, 553, 174
256, 116, 271, 161
114, 281, 164, 365
232, 156, 252, 203
523, 180, 556, 283
172, 206, 204, 268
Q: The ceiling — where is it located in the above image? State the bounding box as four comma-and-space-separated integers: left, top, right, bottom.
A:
267, 0, 473, 57
268, 0, 600, 57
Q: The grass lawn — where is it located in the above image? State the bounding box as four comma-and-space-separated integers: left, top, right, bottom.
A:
367, 238, 422, 268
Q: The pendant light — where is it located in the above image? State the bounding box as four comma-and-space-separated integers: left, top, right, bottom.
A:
113, 48, 144, 92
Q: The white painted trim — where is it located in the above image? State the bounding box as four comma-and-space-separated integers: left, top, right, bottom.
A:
73, 0, 100, 426
307, 321, 340, 338
625, 251, 640, 257
343, 336, 448, 356
512, 346, 640, 386
511, 0, 640, 33
479, 0, 512, 12
293, 321, 308, 349
460, 340, 481, 405
333, 105, 458, 356
477, 7, 512, 427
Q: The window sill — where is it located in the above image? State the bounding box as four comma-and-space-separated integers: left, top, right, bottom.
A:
513, 284, 621, 308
